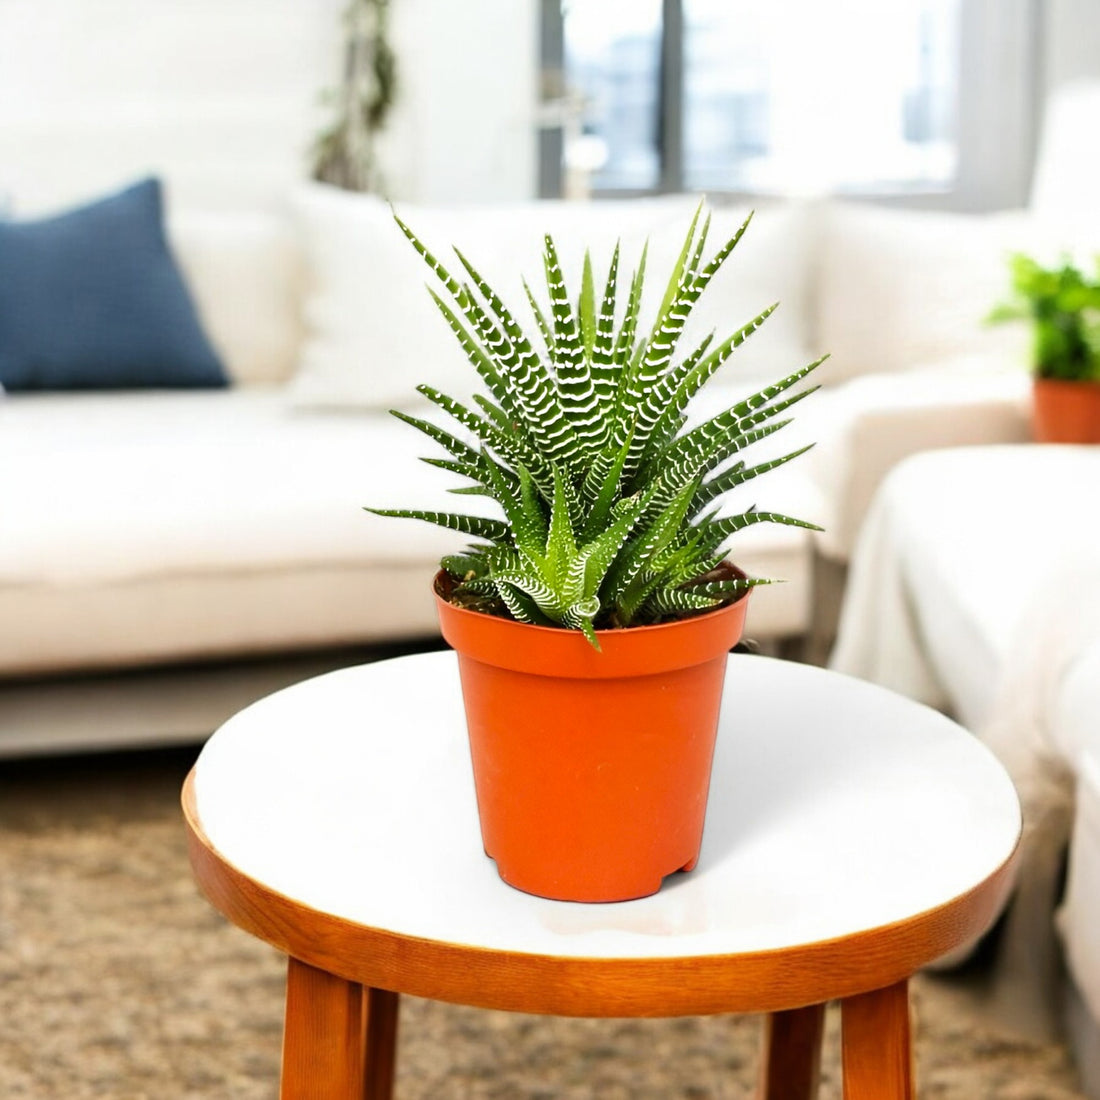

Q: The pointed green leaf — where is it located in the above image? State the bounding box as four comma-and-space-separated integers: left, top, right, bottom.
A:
390, 409, 481, 467
578, 249, 597, 357
703, 509, 823, 545
542, 235, 601, 460
482, 458, 547, 559
454, 246, 584, 472
693, 444, 816, 512
641, 304, 778, 466
686, 576, 775, 600
426, 289, 513, 414
650, 198, 703, 342
544, 465, 578, 587
365, 508, 510, 542
523, 278, 555, 353
580, 421, 636, 539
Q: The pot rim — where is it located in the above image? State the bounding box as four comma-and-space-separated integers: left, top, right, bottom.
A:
432, 566, 750, 641
432, 567, 751, 678
1033, 375, 1100, 389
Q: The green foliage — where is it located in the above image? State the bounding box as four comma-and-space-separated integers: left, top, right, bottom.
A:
989, 253, 1100, 382
312, 0, 397, 193
368, 202, 824, 646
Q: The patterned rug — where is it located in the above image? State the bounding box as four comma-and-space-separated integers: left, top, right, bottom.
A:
0, 747, 1085, 1099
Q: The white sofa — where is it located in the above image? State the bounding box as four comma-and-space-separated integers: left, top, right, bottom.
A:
2, 183, 1048, 756
1065, 728, 1100, 1099
823, 80, 1100, 1091
830, 446, 1100, 1093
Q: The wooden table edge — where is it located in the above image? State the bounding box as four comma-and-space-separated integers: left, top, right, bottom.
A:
182, 769, 1020, 1018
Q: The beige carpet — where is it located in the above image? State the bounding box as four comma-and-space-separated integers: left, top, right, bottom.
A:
0, 747, 1085, 1099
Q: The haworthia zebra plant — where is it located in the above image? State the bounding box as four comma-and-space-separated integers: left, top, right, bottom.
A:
367, 202, 824, 648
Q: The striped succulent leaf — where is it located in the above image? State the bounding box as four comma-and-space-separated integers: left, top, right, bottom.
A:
367, 509, 510, 542
370, 202, 824, 644
693, 444, 816, 513
700, 508, 824, 547
543, 237, 602, 459
426, 289, 515, 415
633, 417, 797, 528
641, 304, 778, 461
592, 243, 621, 369
686, 576, 774, 600
424, 457, 481, 480
646, 587, 727, 616
482, 460, 547, 561
522, 280, 555, 354
649, 377, 821, 490
440, 551, 490, 578
577, 250, 597, 356
613, 206, 703, 472
603, 480, 699, 621
454, 249, 582, 470
612, 247, 648, 374
579, 425, 636, 541
416, 384, 554, 494
646, 573, 770, 617
495, 581, 556, 627
446, 484, 495, 498
619, 209, 757, 479
390, 409, 481, 468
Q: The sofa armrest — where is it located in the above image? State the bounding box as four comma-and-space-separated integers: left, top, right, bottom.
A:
1060, 748, 1100, 1029
805, 363, 1031, 562
1053, 640, 1100, 773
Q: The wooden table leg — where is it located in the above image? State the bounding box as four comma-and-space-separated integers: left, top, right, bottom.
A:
758, 1002, 825, 1100
840, 979, 914, 1100
363, 987, 400, 1100
280, 957, 400, 1100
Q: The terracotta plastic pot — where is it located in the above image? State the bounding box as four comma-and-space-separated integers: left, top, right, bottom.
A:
1032, 377, 1100, 444
434, 572, 749, 902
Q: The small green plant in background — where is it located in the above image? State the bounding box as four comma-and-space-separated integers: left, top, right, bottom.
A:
367, 203, 824, 647
989, 253, 1100, 383
312, 0, 397, 194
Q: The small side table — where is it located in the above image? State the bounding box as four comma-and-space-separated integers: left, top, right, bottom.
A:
184, 651, 1019, 1099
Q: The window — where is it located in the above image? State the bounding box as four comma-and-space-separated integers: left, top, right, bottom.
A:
554, 0, 964, 197
561, 0, 663, 191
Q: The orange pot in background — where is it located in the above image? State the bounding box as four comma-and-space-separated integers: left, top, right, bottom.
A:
1032, 377, 1100, 443
435, 572, 749, 903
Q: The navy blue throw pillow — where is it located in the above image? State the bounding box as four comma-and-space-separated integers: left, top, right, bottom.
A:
0, 178, 227, 390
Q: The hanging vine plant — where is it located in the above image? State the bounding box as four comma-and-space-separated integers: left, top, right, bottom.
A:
312, 0, 397, 193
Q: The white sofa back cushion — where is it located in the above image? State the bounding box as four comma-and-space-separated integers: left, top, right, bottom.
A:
288, 184, 815, 410
168, 210, 304, 386
659, 201, 817, 392
816, 203, 1031, 385
1030, 79, 1100, 216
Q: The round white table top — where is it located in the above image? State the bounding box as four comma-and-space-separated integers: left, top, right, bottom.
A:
192, 651, 1020, 962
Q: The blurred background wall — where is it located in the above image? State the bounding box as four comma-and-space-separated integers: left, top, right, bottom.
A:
0, 0, 538, 212
1, 0, 1099, 214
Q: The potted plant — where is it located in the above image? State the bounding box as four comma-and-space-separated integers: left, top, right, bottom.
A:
369, 203, 823, 901
989, 252, 1100, 443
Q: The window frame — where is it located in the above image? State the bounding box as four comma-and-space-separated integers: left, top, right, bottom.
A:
539, 0, 1043, 211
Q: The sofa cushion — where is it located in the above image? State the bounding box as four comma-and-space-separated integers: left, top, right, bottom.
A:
0, 178, 227, 391
288, 185, 815, 410
815, 203, 1031, 386
1031, 79, 1100, 216
0, 387, 822, 675
831, 445, 1100, 730
805, 361, 1030, 561
0, 390, 465, 674
167, 209, 304, 385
